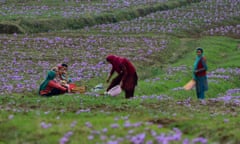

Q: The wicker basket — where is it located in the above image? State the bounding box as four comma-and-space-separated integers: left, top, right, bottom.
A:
71, 86, 86, 93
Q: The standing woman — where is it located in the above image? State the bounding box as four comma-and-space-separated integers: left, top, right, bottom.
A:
193, 48, 208, 99
39, 70, 69, 97
106, 55, 138, 99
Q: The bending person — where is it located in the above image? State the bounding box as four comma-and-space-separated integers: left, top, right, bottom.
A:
39, 70, 69, 97
106, 54, 138, 99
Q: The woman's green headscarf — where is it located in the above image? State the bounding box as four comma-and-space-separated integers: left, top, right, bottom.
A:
39, 70, 56, 94
193, 48, 203, 80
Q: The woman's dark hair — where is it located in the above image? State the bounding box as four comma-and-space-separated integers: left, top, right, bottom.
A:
196, 47, 203, 53
61, 63, 68, 68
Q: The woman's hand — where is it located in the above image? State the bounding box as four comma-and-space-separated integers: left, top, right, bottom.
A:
106, 74, 112, 83
106, 78, 110, 83
120, 81, 123, 89
63, 84, 70, 93
195, 68, 205, 74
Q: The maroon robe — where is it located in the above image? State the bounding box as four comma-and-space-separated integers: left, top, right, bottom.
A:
106, 55, 138, 98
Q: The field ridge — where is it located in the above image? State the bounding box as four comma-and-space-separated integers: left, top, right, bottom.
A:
0, 0, 201, 34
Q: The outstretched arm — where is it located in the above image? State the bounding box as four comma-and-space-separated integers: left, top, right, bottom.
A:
106, 68, 114, 83
195, 57, 207, 73
48, 80, 68, 92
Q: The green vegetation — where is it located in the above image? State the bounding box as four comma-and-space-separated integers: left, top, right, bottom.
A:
0, 0, 240, 144
0, 0, 200, 33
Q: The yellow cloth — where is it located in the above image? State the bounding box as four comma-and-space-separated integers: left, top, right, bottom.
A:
184, 79, 196, 90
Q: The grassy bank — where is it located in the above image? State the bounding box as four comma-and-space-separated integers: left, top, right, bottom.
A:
1, 0, 240, 143
0, 0, 200, 33
0, 36, 240, 144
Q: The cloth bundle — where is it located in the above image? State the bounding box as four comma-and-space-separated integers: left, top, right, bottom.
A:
183, 79, 196, 90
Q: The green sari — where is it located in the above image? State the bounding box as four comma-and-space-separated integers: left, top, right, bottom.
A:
39, 71, 56, 94
193, 54, 202, 80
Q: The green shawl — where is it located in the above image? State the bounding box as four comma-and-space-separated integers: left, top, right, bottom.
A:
193, 54, 203, 80
39, 70, 56, 94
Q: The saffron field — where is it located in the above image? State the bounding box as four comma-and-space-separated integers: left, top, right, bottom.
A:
0, 0, 240, 144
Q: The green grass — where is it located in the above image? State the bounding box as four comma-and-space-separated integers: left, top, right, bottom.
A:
1, 36, 240, 143
0, 0, 200, 33
1, 89, 240, 143
1, 0, 240, 143
0, 33, 240, 144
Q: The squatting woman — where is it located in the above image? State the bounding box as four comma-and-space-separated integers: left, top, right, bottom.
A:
39, 70, 69, 97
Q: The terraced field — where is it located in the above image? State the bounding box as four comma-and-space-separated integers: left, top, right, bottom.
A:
0, 0, 240, 144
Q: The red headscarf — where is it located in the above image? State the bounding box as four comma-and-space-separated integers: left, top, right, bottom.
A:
57, 65, 64, 70
106, 55, 136, 75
